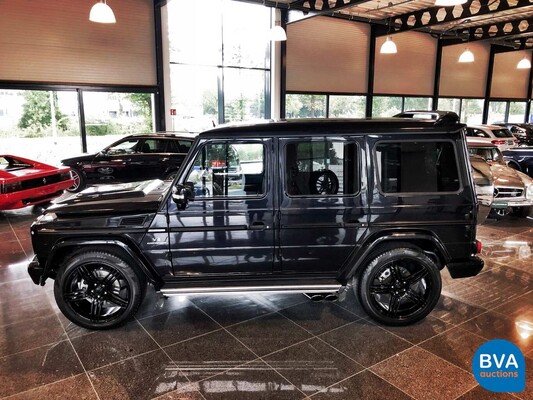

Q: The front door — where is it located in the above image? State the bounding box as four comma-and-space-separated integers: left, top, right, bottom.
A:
167, 139, 274, 276
278, 136, 368, 275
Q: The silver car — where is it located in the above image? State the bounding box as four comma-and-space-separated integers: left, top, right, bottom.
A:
468, 141, 533, 218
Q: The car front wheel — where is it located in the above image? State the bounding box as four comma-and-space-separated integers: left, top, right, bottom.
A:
510, 206, 531, 218
66, 167, 86, 192
54, 249, 145, 329
356, 247, 441, 326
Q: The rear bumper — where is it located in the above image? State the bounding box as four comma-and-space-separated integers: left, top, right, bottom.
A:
27, 256, 45, 285
447, 255, 484, 278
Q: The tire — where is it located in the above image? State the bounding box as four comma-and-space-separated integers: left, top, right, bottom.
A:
310, 170, 339, 195
54, 249, 145, 330
66, 167, 86, 193
164, 170, 178, 181
510, 206, 531, 218
356, 247, 441, 326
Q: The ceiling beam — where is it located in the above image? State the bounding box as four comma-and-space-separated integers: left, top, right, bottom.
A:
287, 0, 372, 14
384, 0, 531, 34
442, 17, 533, 46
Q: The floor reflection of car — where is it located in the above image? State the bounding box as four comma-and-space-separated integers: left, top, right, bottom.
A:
503, 147, 533, 178
0, 155, 74, 210
61, 132, 196, 192
465, 125, 517, 151
467, 140, 533, 218
494, 122, 533, 147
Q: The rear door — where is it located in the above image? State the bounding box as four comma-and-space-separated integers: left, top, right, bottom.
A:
278, 136, 368, 274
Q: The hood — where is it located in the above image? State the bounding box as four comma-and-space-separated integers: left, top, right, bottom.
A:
48, 179, 171, 216
61, 153, 98, 165
490, 163, 533, 188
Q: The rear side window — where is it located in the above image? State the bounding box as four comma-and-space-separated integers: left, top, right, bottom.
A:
376, 141, 460, 194
285, 139, 359, 196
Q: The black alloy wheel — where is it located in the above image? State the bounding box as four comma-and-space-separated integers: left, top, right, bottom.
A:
357, 248, 441, 326
310, 170, 339, 195
54, 250, 144, 329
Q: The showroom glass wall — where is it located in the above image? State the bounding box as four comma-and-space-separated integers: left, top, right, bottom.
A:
0, 88, 155, 165
164, 0, 271, 133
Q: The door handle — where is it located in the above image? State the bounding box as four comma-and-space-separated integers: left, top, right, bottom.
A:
249, 221, 267, 231
344, 220, 365, 228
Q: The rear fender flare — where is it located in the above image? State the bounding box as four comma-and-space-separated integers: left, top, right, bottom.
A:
339, 232, 450, 283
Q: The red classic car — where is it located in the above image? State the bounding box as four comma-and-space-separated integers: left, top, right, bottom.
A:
0, 155, 74, 210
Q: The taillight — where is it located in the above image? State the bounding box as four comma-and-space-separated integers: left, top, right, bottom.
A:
1, 181, 23, 194
60, 171, 72, 181
491, 140, 506, 145
475, 239, 482, 254
514, 139, 519, 144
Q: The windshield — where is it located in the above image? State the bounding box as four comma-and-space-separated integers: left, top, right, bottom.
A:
468, 147, 505, 165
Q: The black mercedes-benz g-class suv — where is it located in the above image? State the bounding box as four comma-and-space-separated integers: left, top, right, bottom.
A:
28, 116, 484, 329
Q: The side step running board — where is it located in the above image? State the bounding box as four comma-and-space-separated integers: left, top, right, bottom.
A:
160, 284, 342, 296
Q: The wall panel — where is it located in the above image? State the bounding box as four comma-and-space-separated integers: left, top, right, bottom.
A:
439, 42, 489, 98
0, 0, 156, 86
374, 31, 436, 96
286, 17, 369, 93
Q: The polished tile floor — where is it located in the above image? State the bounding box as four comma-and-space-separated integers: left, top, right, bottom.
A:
0, 207, 531, 400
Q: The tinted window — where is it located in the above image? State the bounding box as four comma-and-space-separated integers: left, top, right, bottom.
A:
468, 147, 504, 164
184, 142, 265, 198
106, 139, 140, 155
285, 140, 359, 196
492, 129, 513, 138
466, 128, 489, 138
376, 142, 460, 193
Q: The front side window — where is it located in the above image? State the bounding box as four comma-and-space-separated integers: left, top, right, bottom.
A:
285, 140, 359, 196
376, 141, 460, 194
106, 139, 140, 155
466, 128, 489, 138
184, 142, 265, 198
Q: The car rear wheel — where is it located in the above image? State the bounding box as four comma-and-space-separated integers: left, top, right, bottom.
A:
356, 248, 441, 326
66, 167, 86, 193
54, 249, 145, 329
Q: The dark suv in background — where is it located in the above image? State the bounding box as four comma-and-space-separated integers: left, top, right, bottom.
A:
28, 116, 483, 329
62, 132, 196, 192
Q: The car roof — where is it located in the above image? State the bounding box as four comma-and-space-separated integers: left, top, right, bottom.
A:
200, 118, 464, 138
468, 124, 508, 130
122, 132, 197, 140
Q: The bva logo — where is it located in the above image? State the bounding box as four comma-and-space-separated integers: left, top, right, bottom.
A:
472, 339, 525, 392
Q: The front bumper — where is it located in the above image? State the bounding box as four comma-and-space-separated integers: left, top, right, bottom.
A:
27, 256, 45, 285
447, 255, 484, 278
492, 197, 533, 208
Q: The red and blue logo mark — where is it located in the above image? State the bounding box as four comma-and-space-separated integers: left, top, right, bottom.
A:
472, 340, 525, 392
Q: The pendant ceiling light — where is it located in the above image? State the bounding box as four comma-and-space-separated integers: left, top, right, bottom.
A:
517, 57, 531, 69
269, 25, 287, 41
434, 0, 467, 6
458, 48, 474, 63
380, 36, 397, 54
89, 0, 116, 24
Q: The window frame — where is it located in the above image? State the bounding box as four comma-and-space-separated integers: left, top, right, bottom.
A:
282, 136, 361, 198
373, 139, 463, 197
182, 139, 268, 200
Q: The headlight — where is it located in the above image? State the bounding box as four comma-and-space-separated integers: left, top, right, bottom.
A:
35, 213, 57, 225
527, 185, 533, 200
